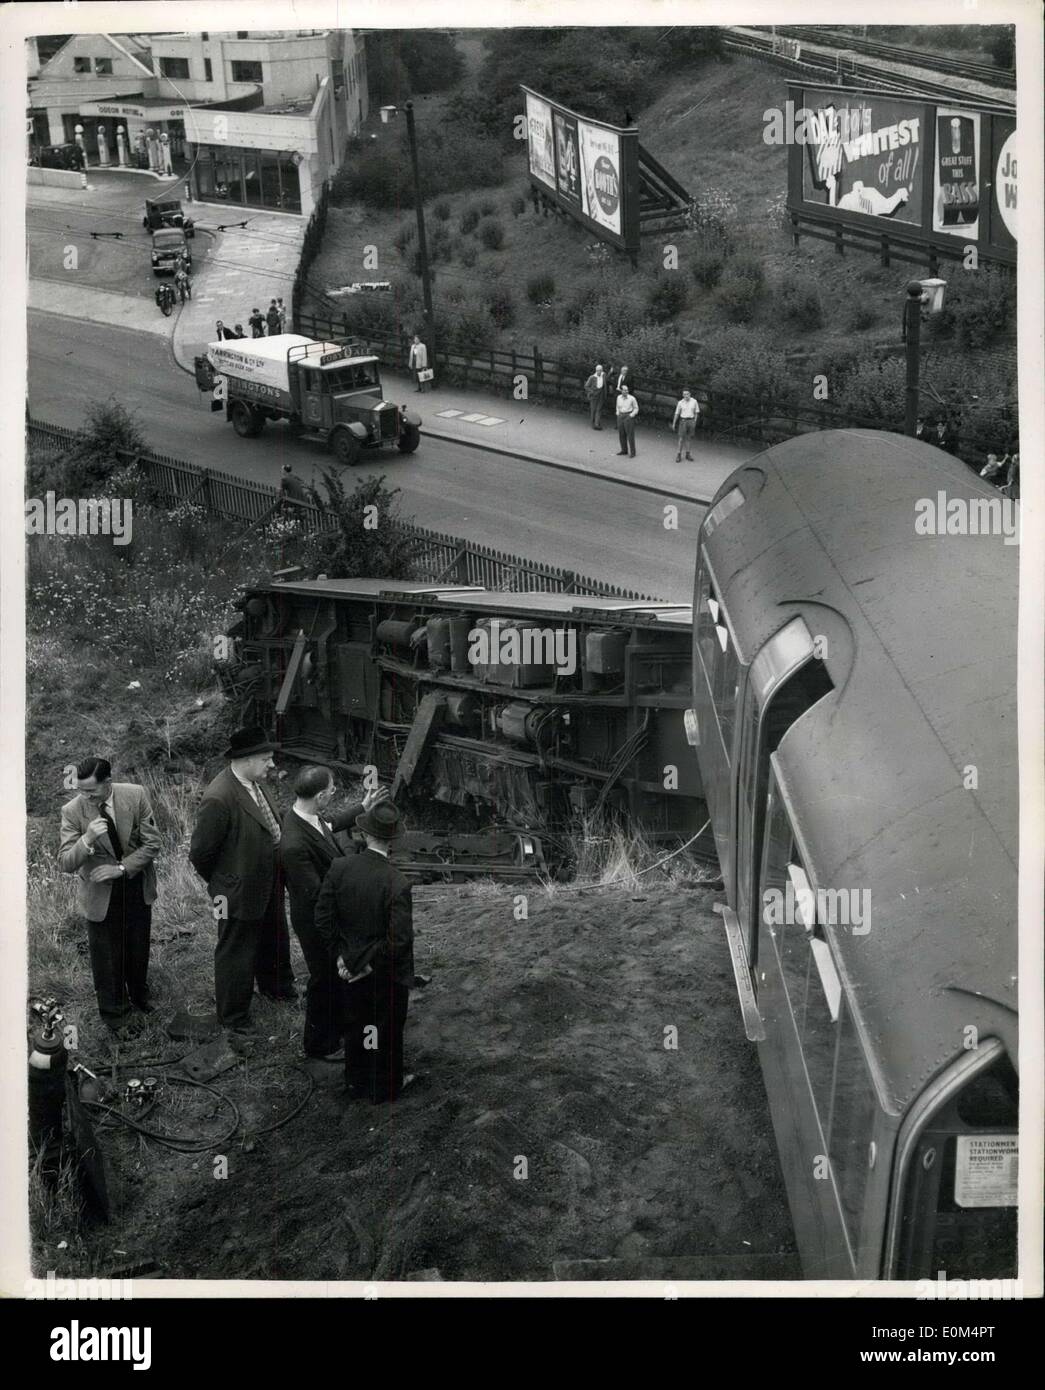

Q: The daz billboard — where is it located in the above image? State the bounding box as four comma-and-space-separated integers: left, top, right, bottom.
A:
521, 85, 639, 254
788, 84, 1015, 266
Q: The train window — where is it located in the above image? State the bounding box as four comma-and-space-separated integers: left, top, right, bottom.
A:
701, 486, 744, 539
695, 568, 739, 758
831, 1002, 878, 1250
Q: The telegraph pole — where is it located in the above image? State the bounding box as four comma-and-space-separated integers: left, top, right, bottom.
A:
903, 280, 924, 437
405, 101, 435, 360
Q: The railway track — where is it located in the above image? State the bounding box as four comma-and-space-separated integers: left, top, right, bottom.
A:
772, 25, 1015, 90
725, 27, 1016, 112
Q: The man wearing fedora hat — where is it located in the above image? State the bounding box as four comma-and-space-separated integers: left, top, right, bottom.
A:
315, 800, 416, 1102
189, 726, 295, 1035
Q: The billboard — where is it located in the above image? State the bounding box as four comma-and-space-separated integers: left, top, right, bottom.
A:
521, 85, 639, 254
788, 84, 1016, 266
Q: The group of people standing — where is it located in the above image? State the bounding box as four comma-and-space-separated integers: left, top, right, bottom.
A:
584, 363, 701, 463
213, 299, 287, 342
59, 728, 418, 1105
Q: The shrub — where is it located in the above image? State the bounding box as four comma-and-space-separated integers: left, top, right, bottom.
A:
847, 302, 881, 332
775, 274, 824, 330
511, 195, 527, 217
485, 288, 516, 330
691, 250, 725, 290
942, 266, 1016, 349
728, 253, 765, 290
646, 277, 689, 324
429, 225, 454, 263
715, 270, 762, 324
526, 273, 556, 305
434, 199, 451, 221
460, 206, 481, 235
303, 470, 423, 579
394, 223, 416, 256
479, 218, 505, 251
479, 199, 496, 217
460, 244, 478, 268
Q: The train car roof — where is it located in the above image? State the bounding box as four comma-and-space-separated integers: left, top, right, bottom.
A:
703, 429, 1018, 1111
265, 578, 692, 624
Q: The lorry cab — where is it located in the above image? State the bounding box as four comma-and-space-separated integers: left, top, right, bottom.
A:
289, 342, 405, 456
144, 196, 195, 236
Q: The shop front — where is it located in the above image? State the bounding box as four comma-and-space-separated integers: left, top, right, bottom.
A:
78, 99, 192, 170
191, 143, 303, 213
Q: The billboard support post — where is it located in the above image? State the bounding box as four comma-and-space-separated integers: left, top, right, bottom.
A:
903, 281, 924, 437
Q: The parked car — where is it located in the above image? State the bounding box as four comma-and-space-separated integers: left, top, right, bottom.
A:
32, 143, 85, 171
143, 195, 195, 236
151, 227, 192, 276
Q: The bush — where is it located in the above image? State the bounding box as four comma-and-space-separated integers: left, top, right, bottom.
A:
646, 277, 689, 324
40, 398, 149, 495
429, 225, 454, 263
485, 288, 516, 330
434, 199, 451, 221
939, 266, 1016, 350
479, 199, 497, 217
511, 195, 527, 217
526, 273, 556, 305
303, 470, 423, 579
393, 223, 416, 256
775, 274, 824, 330
847, 302, 881, 332
728, 253, 765, 290
460, 243, 478, 268
460, 206, 481, 235
715, 270, 762, 324
691, 250, 725, 290
478, 218, 505, 251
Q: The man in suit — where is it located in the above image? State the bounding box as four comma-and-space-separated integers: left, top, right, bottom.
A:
59, 758, 161, 1036
315, 801, 416, 1103
584, 363, 607, 430
280, 766, 389, 1061
188, 726, 295, 1036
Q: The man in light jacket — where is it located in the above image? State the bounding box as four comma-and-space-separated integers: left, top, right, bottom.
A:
408, 334, 430, 392
59, 757, 161, 1035
616, 385, 639, 458
584, 364, 607, 430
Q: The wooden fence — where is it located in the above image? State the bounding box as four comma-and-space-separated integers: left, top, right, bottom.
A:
25, 418, 659, 601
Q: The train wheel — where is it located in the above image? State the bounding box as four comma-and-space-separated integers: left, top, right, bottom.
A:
397, 424, 421, 454
231, 401, 263, 438
331, 429, 361, 466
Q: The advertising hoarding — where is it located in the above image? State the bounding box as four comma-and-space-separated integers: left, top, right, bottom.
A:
788, 84, 1016, 267
521, 85, 639, 254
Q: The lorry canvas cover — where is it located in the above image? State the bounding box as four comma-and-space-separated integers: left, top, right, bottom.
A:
206, 335, 380, 395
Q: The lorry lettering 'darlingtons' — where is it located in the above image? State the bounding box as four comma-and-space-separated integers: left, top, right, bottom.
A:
193, 334, 422, 464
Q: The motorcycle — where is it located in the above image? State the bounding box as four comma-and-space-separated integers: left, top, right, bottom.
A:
155, 286, 175, 317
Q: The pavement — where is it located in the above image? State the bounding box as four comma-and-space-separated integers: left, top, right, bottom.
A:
26, 170, 751, 506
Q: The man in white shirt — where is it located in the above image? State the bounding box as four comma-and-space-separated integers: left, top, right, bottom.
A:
616, 386, 639, 458
672, 389, 701, 461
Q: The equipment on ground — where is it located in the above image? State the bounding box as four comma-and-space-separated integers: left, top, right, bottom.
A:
193, 335, 422, 464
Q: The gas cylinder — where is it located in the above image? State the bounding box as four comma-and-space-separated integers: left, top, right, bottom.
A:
28, 998, 68, 1181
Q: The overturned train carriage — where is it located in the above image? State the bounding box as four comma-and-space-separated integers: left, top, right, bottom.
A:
221, 580, 707, 865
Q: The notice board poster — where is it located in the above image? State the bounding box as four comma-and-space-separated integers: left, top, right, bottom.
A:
933, 109, 981, 239
802, 89, 923, 226
525, 91, 555, 191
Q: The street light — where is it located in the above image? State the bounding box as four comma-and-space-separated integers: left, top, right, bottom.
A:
381, 102, 434, 361
903, 277, 947, 437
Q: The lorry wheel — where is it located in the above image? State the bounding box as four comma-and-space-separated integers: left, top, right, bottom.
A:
397, 424, 421, 454
331, 429, 361, 466
231, 401, 264, 438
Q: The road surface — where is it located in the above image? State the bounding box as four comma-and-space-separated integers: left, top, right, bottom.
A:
28, 310, 705, 600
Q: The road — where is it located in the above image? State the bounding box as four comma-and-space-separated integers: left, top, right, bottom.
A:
28, 311, 705, 600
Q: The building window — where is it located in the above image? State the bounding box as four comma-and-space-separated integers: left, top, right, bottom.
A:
201, 32, 208, 41
74, 56, 91, 73
94, 57, 113, 75
204, 57, 213, 82
160, 57, 190, 80
193, 144, 300, 214
236, 32, 249, 40
231, 59, 263, 83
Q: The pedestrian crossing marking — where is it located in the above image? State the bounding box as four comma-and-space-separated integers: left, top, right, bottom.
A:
476, 416, 505, 426
436, 409, 465, 418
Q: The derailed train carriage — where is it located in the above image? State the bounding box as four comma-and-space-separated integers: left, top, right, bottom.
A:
688, 430, 1019, 1281
220, 580, 708, 875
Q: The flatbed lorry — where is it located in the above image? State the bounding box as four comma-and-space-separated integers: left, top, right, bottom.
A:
193, 334, 421, 464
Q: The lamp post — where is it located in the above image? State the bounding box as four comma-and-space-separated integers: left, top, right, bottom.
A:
381, 102, 434, 361
903, 277, 947, 437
